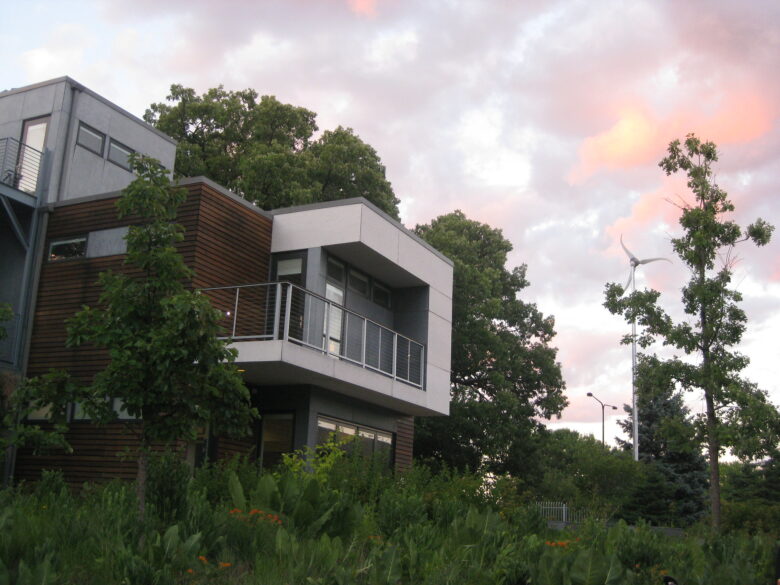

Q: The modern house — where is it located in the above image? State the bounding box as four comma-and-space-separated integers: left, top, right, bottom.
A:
1, 79, 453, 483
0, 76, 176, 374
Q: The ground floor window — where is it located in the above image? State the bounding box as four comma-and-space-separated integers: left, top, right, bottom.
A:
316, 416, 393, 466
259, 413, 295, 469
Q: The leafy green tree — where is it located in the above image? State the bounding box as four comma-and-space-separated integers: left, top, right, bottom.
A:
144, 85, 400, 218
66, 155, 256, 519
617, 355, 708, 526
413, 211, 566, 477
535, 429, 642, 514
604, 134, 777, 530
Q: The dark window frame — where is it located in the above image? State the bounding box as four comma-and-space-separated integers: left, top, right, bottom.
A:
76, 122, 105, 156
107, 138, 134, 170
48, 236, 88, 262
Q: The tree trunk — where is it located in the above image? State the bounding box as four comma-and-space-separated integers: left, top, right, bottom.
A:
705, 391, 721, 531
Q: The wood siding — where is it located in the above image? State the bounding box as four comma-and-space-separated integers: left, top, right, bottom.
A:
18, 182, 272, 483
394, 415, 414, 473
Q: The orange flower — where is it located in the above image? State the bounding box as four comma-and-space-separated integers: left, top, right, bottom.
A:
186, 569, 194, 574
198, 555, 209, 564
229, 508, 243, 515
219, 562, 232, 569
250, 509, 263, 515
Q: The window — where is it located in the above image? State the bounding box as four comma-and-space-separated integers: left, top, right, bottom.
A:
113, 398, 138, 420
48, 236, 87, 261
260, 413, 294, 469
372, 282, 391, 309
316, 416, 393, 466
108, 139, 134, 170
326, 257, 345, 284
76, 122, 105, 156
26, 404, 52, 421
348, 269, 370, 297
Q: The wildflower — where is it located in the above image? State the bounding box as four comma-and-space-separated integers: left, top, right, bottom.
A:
250, 509, 263, 515
219, 562, 232, 569
186, 569, 194, 574
198, 555, 209, 564
229, 508, 243, 515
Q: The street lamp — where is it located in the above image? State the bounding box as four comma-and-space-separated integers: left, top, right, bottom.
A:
587, 392, 618, 446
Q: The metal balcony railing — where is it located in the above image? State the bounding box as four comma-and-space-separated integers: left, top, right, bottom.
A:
0, 137, 43, 196
201, 282, 425, 389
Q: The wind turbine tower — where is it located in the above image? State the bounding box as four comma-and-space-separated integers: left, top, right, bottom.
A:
621, 235, 670, 462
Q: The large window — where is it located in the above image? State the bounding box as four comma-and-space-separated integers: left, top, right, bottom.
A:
316, 416, 393, 466
76, 122, 105, 156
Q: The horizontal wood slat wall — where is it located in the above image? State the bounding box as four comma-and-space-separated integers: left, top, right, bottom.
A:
394, 415, 414, 473
19, 182, 272, 483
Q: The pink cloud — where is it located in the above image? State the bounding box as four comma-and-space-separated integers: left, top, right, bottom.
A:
569, 90, 778, 184
347, 0, 377, 16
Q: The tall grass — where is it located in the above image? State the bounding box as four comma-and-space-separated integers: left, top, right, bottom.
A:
0, 452, 776, 585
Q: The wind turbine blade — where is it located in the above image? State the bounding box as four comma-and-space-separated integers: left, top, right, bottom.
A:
638, 257, 671, 265
620, 234, 638, 263
623, 269, 633, 291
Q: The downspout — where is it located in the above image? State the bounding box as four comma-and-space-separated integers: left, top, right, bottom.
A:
56, 84, 80, 203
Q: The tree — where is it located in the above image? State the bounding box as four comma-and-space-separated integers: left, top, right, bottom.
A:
617, 355, 708, 526
534, 429, 643, 514
66, 155, 256, 519
604, 134, 777, 530
413, 211, 566, 477
144, 85, 400, 218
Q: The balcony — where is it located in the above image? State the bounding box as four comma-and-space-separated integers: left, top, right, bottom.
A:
202, 282, 426, 390
0, 137, 43, 197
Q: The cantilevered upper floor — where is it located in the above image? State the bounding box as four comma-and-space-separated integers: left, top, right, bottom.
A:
26, 178, 453, 417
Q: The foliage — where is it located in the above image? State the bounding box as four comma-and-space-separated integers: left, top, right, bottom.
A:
0, 458, 777, 584
617, 355, 708, 526
0, 370, 102, 464
144, 85, 400, 218
534, 429, 643, 515
414, 211, 566, 477
604, 134, 777, 530
64, 154, 256, 518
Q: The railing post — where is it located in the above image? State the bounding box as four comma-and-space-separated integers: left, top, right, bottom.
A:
324, 300, 330, 356
232, 288, 240, 338
283, 283, 292, 341
392, 332, 398, 380
361, 318, 366, 368
274, 283, 282, 340
563, 503, 568, 524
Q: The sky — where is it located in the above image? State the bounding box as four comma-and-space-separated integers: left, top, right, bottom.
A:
3, 0, 779, 446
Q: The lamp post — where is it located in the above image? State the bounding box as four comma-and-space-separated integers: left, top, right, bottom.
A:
587, 392, 618, 446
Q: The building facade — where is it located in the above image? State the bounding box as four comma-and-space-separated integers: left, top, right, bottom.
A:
1, 79, 452, 482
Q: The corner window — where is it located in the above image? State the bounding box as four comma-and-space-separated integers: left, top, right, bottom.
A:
316, 416, 393, 466
76, 122, 105, 156
48, 236, 87, 262
107, 139, 134, 170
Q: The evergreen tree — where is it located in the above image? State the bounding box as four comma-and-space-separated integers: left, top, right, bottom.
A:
618, 355, 708, 526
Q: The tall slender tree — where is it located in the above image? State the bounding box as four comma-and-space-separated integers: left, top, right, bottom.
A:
67, 155, 255, 519
605, 134, 777, 530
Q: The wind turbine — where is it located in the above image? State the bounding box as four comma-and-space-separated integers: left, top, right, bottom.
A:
620, 235, 670, 462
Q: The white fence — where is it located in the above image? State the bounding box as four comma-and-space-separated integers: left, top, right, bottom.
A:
535, 501, 589, 524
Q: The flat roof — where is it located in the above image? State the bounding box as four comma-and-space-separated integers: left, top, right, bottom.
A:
0, 76, 177, 146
